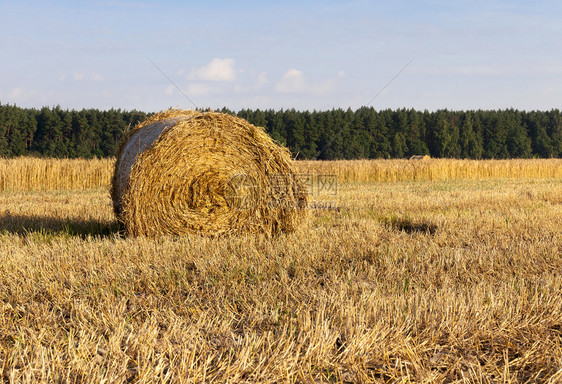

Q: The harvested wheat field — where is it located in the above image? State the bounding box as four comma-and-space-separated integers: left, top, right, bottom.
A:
0, 158, 561, 383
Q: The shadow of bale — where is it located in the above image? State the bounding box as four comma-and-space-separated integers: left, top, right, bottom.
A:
381, 215, 438, 235
0, 213, 120, 239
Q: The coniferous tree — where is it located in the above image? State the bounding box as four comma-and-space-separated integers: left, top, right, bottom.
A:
1, 103, 561, 160
459, 111, 483, 158
84, 109, 104, 157
71, 111, 96, 157
403, 109, 429, 156
535, 125, 554, 157
429, 110, 460, 157
100, 109, 127, 157
369, 110, 391, 158
34, 106, 64, 157
301, 111, 319, 159
283, 109, 306, 158
482, 111, 510, 158
6, 108, 28, 156
546, 109, 562, 157
252, 109, 267, 128
506, 112, 532, 158
391, 132, 407, 158
0, 104, 12, 156
316, 110, 341, 160
266, 109, 286, 146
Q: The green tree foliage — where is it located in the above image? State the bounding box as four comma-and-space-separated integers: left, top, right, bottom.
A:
0, 104, 36, 156
459, 112, 482, 158
71, 111, 96, 158
428, 110, 461, 158
34, 106, 64, 157
403, 109, 429, 157
0, 103, 560, 159
506, 112, 532, 158
391, 132, 407, 158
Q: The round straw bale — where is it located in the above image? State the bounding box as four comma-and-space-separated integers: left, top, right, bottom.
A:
111, 110, 308, 236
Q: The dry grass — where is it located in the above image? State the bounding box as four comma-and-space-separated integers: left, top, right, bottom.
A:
1, 158, 561, 382
1, 158, 561, 192
0, 157, 112, 192
296, 159, 562, 183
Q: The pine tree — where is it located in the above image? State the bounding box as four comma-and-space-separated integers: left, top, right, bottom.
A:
301, 111, 319, 159
100, 109, 127, 157
403, 109, 429, 156
546, 109, 562, 157
368, 110, 391, 158
460, 111, 482, 158
391, 132, 407, 158
7, 107, 28, 156
265, 109, 286, 146
506, 112, 531, 158
0, 104, 12, 156
429, 110, 458, 157
72, 111, 96, 157
34, 106, 63, 157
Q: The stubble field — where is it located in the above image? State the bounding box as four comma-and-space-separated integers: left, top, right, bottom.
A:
0, 158, 561, 383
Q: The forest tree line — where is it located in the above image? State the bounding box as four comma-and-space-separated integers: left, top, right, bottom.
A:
0, 103, 561, 159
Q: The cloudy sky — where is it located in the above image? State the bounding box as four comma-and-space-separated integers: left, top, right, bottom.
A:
2, 0, 561, 112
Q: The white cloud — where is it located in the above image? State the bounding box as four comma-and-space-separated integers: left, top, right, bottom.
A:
189, 58, 236, 82
411, 64, 562, 77
71, 71, 103, 82
275, 69, 338, 95
452, 66, 507, 76
6, 87, 51, 104
165, 85, 175, 95
257, 72, 268, 87
530, 65, 562, 75
186, 83, 215, 96
9, 87, 26, 99
275, 69, 307, 93
90, 73, 103, 82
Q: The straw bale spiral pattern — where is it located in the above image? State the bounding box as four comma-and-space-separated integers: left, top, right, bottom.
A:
111, 110, 308, 236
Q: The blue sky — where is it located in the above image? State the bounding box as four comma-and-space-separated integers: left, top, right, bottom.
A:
2, 0, 561, 112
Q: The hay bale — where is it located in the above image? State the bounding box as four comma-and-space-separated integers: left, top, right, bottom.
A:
111, 109, 308, 237
410, 155, 431, 160
112, 110, 198, 214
